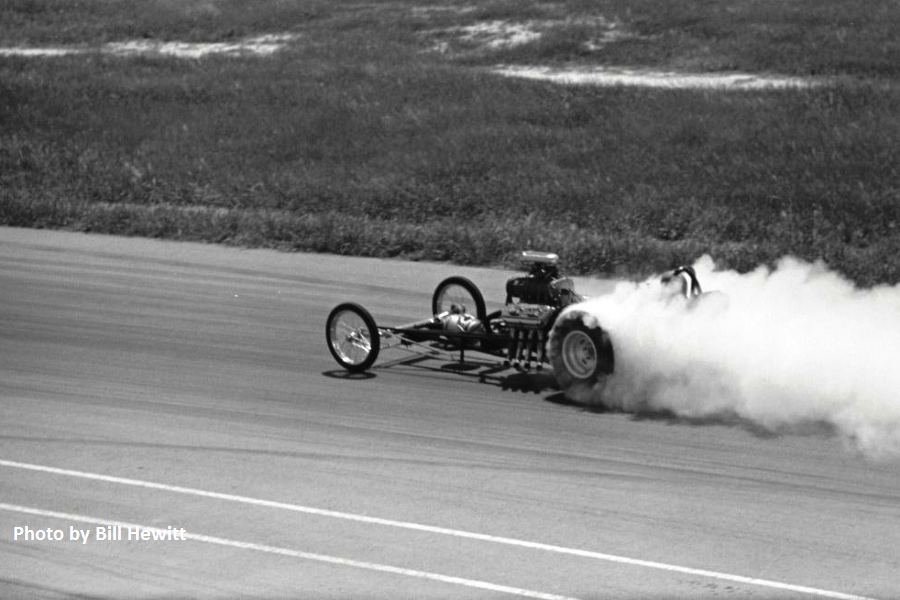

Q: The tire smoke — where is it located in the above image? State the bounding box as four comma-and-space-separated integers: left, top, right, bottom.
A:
571, 256, 900, 457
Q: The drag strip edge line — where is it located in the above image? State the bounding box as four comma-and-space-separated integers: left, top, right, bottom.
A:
0, 502, 578, 600
0, 458, 877, 600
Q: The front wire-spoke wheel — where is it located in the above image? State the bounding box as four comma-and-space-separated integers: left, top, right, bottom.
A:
326, 303, 380, 372
432, 276, 486, 321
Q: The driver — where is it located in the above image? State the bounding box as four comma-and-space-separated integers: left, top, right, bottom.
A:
439, 303, 485, 334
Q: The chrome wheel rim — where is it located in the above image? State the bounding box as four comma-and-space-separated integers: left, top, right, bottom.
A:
561, 330, 597, 379
329, 309, 372, 366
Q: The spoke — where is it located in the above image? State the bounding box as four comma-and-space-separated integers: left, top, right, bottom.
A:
439, 285, 474, 314
330, 311, 372, 365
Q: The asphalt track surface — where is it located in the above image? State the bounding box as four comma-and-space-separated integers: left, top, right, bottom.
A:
1, 226, 898, 600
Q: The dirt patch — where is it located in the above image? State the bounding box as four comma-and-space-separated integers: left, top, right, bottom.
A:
423, 15, 626, 54
0, 33, 299, 59
493, 65, 825, 90
417, 14, 824, 90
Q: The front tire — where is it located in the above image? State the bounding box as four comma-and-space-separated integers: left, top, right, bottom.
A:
326, 303, 380, 372
549, 313, 614, 405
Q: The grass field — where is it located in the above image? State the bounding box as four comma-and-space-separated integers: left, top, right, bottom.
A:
2, 0, 899, 284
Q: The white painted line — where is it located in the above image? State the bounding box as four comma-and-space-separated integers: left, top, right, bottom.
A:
0, 502, 577, 600
0, 459, 877, 600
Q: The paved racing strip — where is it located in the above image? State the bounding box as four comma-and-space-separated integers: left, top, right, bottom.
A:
0, 503, 578, 600
0, 459, 877, 600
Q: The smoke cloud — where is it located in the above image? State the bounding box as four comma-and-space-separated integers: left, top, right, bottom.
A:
570, 256, 900, 457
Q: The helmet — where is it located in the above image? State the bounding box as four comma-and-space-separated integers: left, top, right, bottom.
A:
441, 313, 485, 334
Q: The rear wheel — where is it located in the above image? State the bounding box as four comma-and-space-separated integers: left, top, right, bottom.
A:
549, 313, 614, 405
326, 303, 380, 372
432, 276, 486, 321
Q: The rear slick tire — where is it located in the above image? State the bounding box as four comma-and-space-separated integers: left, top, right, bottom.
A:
549, 313, 614, 406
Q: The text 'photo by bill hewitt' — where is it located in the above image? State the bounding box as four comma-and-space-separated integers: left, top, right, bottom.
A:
1, 1, 899, 599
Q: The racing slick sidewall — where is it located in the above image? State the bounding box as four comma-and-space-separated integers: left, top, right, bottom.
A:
548, 310, 614, 407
